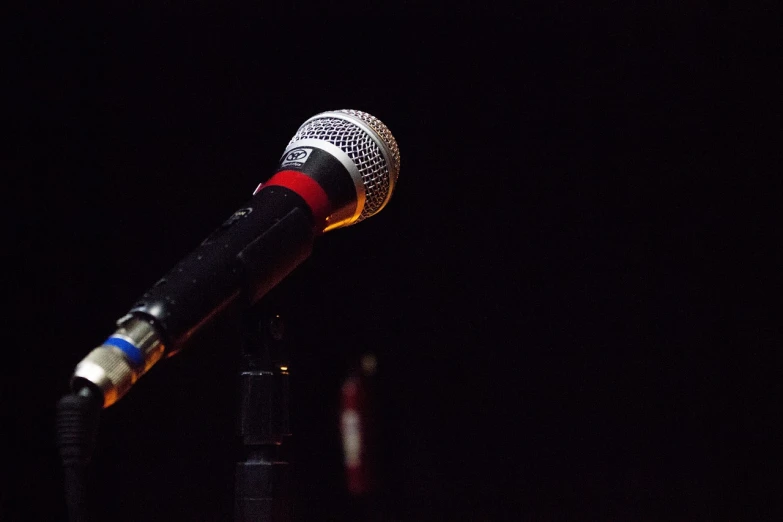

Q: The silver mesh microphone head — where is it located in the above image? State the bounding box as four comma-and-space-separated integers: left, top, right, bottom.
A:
287, 109, 400, 230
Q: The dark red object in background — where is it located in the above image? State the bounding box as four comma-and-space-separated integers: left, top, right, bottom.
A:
340, 354, 378, 497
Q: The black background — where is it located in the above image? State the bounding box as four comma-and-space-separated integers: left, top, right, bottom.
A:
3, 5, 778, 521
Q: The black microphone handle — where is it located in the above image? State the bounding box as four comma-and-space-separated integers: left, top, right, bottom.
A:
128, 185, 315, 355
71, 110, 399, 408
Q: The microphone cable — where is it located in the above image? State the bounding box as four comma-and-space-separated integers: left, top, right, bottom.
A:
56, 384, 102, 522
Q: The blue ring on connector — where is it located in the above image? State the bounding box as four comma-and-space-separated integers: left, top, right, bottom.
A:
103, 336, 144, 367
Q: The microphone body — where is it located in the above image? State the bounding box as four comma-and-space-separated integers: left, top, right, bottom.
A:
71, 110, 400, 408
131, 185, 314, 352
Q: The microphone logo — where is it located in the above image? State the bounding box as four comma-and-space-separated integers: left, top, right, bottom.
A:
281, 147, 313, 167
224, 207, 253, 225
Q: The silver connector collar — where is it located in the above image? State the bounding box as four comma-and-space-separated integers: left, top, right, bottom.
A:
73, 346, 136, 408
71, 315, 165, 408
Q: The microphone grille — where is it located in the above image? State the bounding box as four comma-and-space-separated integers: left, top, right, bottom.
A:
288, 110, 400, 223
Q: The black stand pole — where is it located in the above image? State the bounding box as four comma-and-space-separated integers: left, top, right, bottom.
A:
234, 304, 292, 522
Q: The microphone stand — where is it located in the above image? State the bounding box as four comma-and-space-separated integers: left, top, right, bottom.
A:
234, 303, 292, 522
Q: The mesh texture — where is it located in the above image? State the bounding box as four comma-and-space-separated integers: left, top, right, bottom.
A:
288, 110, 399, 221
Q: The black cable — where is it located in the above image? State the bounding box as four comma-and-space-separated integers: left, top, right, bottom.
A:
56, 384, 102, 522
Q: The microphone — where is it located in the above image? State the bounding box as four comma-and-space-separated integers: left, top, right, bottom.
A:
70, 110, 400, 408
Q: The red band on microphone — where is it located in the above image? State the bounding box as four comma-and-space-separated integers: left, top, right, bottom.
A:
264, 170, 330, 233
